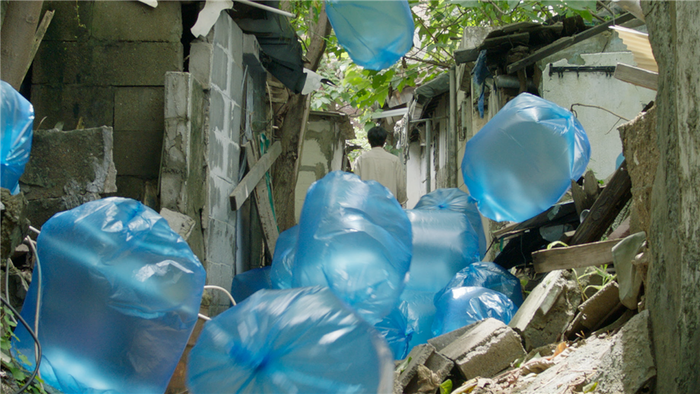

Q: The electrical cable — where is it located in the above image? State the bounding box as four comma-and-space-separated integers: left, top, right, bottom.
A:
203, 285, 236, 306
23, 236, 42, 368
0, 295, 41, 394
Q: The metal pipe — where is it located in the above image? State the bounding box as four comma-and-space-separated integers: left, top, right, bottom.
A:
425, 119, 432, 193
449, 66, 457, 188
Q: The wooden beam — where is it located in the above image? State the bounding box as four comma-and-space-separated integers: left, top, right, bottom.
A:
245, 143, 280, 255
532, 238, 623, 273
614, 63, 658, 91
21, 10, 54, 86
455, 32, 530, 64
506, 13, 635, 74
570, 161, 632, 245
229, 141, 281, 211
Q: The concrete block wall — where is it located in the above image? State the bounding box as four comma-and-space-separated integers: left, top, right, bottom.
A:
32, 1, 183, 203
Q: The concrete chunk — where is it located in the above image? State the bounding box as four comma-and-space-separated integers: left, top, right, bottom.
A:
509, 270, 581, 351
160, 208, 196, 241
438, 318, 525, 380
395, 343, 453, 394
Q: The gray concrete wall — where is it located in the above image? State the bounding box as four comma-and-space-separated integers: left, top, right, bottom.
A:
32, 1, 183, 203
643, 1, 700, 392
294, 114, 348, 222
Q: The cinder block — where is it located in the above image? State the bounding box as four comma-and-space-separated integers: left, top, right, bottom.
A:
395, 344, 453, 394
115, 87, 165, 131
20, 127, 117, 201
438, 318, 526, 380
189, 41, 213, 89
211, 44, 230, 94
91, 0, 181, 42
31, 85, 115, 130
112, 129, 163, 178
208, 174, 236, 223
34, 41, 182, 86
509, 270, 581, 351
41, 1, 93, 42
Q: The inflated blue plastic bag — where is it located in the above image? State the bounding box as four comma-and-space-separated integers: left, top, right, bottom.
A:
186, 287, 394, 394
293, 171, 412, 324
461, 93, 591, 222
12, 197, 205, 394
270, 225, 298, 289
413, 188, 487, 259
230, 266, 272, 303
432, 287, 518, 336
374, 306, 413, 360
404, 209, 480, 293
326, 0, 414, 70
399, 290, 437, 352
1, 80, 34, 194
435, 262, 524, 307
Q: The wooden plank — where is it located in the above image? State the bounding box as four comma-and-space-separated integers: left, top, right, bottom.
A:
246, 143, 279, 255
229, 140, 281, 211
532, 238, 622, 273
493, 201, 577, 239
570, 161, 632, 245
455, 32, 530, 64
506, 13, 635, 74
614, 63, 658, 91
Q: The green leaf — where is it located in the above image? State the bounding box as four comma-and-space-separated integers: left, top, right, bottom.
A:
439, 379, 453, 394
451, 0, 481, 8
565, 0, 595, 11
508, 0, 521, 9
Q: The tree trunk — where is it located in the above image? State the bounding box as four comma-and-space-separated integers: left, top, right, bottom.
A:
0, 1, 43, 89
271, 5, 332, 232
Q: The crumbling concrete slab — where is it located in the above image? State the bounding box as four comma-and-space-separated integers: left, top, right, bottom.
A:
565, 280, 621, 337
509, 270, 581, 351
160, 208, 196, 241
19, 127, 117, 227
618, 106, 657, 235
438, 318, 525, 381
0, 189, 29, 261
394, 343, 453, 394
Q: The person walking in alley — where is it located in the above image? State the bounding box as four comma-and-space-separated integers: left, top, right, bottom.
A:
353, 126, 407, 206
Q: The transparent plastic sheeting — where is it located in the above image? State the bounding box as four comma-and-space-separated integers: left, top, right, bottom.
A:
12, 198, 205, 394
270, 225, 298, 289
404, 209, 480, 293
0, 80, 34, 194
399, 290, 437, 352
374, 305, 413, 360
186, 287, 394, 394
230, 266, 272, 303
461, 93, 591, 223
326, 0, 414, 70
432, 287, 518, 337
435, 262, 524, 307
413, 188, 487, 259
293, 171, 412, 324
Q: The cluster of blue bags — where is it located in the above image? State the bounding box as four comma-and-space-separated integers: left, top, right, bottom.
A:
1, 80, 34, 194
462, 93, 591, 222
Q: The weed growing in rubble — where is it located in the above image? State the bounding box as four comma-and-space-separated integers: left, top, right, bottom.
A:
1, 304, 46, 394
576, 264, 617, 301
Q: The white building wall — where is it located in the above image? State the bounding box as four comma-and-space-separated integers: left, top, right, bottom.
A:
541, 52, 656, 179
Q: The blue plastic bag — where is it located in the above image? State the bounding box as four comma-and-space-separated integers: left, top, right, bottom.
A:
432, 287, 518, 336
270, 225, 299, 289
12, 197, 205, 394
374, 306, 413, 360
404, 209, 480, 293
1, 80, 34, 194
326, 0, 414, 70
461, 93, 591, 222
413, 188, 487, 259
230, 266, 272, 303
435, 262, 524, 307
186, 287, 394, 394
293, 171, 412, 324
399, 290, 437, 352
